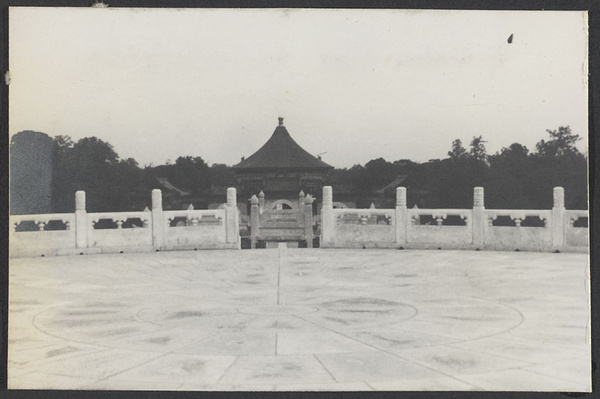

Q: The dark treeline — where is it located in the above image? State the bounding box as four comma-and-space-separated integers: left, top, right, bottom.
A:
331, 127, 587, 210
49, 136, 237, 212
9, 126, 587, 213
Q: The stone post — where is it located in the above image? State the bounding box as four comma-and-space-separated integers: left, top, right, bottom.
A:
299, 190, 305, 208
321, 186, 334, 247
472, 187, 485, 247
250, 195, 259, 249
75, 190, 88, 249
552, 187, 565, 250
258, 191, 265, 214
304, 194, 314, 248
151, 189, 164, 251
395, 187, 407, 246
225, 187, 239, 246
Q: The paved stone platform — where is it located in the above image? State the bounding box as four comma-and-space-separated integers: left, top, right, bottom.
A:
8, 249, 590, 391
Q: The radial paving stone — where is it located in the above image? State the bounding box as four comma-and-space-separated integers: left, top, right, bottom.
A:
393, 345, 536, 377
8, 248, 591, 391
344, 327, 458, 351
367, 376, 481, 391
219, 355, 336, 385
94, 353, 239, 386
457, 368, 589, 392
450, 335, 587, 365
315, 351, 478, 387
176, 331, 277, 356
273, 382, 373, 391
522, 356, 591, 387
276, 331, 379, 355
11, 373, 100, 390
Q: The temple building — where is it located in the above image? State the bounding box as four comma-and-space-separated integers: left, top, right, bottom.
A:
155, 117, 429, 215
232, 117, 333, 211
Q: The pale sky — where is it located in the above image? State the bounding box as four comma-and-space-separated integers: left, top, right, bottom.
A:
9, 8, 588, 168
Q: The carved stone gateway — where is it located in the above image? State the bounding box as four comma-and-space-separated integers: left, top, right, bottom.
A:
249, 191, 314, 248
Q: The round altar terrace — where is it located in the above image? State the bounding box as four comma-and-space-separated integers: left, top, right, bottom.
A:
9, 248, 589, 391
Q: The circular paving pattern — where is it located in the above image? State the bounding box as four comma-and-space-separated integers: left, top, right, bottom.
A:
10, 249, 591, 391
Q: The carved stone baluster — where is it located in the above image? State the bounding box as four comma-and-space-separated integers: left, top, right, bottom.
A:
75, 190, 88, 249
304, 194, 313, 248
250, 195, 259, 249
38, 222, 46, 231
552, 187, 565, 250
513, 217, 522, 227
395, 187, 408, 245
225, 187, 239, 245
258, 191, 265, 214
143, 206, 150, 228
321, 186, 334, 247
472, 187, 485, 246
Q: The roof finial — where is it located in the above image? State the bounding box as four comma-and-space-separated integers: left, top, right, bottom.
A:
278, 116, 284, 126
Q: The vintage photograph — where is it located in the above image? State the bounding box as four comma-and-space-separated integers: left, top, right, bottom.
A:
7, 7, 590, 391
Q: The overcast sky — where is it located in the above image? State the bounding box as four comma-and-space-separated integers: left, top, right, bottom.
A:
9, 8, 588, 168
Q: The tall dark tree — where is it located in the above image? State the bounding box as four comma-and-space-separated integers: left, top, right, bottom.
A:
209, 163, 236, 187
489, 143, 530, 176
364, 158, 396, 190
172, 156, 211, 194
535, 126, 581, 157
448, 139, 468, 160
51, 135, 75, 212
51, 136, 153, 212
469, 135, 488, 162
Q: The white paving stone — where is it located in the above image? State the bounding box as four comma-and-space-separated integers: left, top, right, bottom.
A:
8, 248, 591, 391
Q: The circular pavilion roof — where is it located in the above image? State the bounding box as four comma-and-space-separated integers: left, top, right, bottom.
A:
232, 118, 333, 171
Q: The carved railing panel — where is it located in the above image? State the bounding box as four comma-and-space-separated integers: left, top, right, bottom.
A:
11, 213, 75, 232
163, 210, 224, 227
333, 209, 394, 226
88, 212, 151, 229
485, 210, 551, 228
408, 209, 470, 227
566, 210, 588, 228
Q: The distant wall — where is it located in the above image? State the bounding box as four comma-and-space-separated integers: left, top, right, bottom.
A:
9, 188, 240, 258
9, 131, 54, 215
321, 186, 588, 253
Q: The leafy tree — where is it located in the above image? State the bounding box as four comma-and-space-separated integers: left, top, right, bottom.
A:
51, 136, 75, 212
469, 136, 487, 162
50, 136, 154, 212
488, 143, 530, 176
498, 143, 529, 158
448, 139, 468, 160
209, 163, 236, 187
348, 164, 371, 194
535, 126, 581, 157
150, 156, 211, 196
173, 156, 211, 194
364, 158, 396, 189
